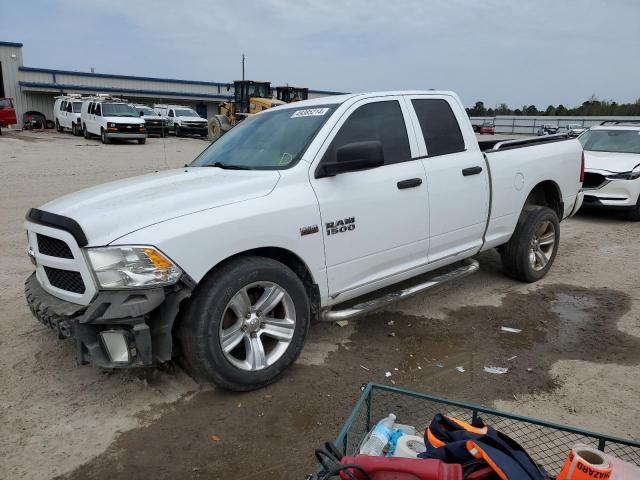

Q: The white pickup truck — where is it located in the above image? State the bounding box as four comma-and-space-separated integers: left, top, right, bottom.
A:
24, 91, 584, 390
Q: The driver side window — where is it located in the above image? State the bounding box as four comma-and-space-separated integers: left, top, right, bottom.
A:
323, 100, 411, 166
94, 104, 101, 116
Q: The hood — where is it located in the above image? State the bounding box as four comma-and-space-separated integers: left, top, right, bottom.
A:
584, 150, 640, 174
177, 116, 207, 122
104, 116, 145, 124
39, 168, 280, 246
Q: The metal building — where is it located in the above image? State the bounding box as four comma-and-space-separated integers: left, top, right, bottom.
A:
0, 40, 343, 127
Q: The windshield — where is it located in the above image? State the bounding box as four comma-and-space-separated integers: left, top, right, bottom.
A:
72, 102, 82, 113
0, 99, 12, 108
175, 109, 199, 117
191, 105, 337, 170
137, 106, 156, 116
102, 103, 139, 117
579, 129, 640, 154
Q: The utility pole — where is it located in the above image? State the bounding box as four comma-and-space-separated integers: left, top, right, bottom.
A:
241, 53, 245, 81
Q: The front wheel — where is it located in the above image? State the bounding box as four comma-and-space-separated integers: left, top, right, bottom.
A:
100, 128, 110, 144
175, 125, 182, 137
72, 123, 79, 136
179, 256, 310, 391
629, 195, 640, 221
138, 138, 146, 144
55, 120, 62, 133
501, 207, 560, 282
83, 124, 89, 139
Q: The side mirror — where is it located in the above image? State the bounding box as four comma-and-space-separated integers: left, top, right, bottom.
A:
317, 141, 384, 178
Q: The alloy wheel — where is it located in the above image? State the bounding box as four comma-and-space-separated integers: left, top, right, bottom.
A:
219, 281, 296, 371
529, 220, 556, 271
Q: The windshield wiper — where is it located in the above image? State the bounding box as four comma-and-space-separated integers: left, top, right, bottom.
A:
208, 162, 251, 170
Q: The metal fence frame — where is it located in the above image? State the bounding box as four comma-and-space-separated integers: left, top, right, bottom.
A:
469, 116, 640, 135
335, 383, 640, 469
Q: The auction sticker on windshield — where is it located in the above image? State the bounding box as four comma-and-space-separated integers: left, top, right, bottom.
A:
291, 108, 330, 118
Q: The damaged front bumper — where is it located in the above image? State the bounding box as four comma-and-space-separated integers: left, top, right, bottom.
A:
25, 272, 190, 368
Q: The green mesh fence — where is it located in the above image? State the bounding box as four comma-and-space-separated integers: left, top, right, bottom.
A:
334, 383, 640, 475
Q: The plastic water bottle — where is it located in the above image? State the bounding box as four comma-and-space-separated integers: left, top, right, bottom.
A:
359, 413, 396, 456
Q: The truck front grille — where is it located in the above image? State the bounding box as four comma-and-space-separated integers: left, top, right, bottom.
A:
37, 234, 73, 259
116, 124, 141, 133
583, 172, 606, 189
43, 267, 86, 294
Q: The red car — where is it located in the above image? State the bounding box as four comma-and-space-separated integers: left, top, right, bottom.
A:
479, 122, 495, 135
0, 98, 18, 127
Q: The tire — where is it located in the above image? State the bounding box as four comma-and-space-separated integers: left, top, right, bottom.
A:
501, 206, 560, 283
138, 138, 146, 144
55, 120, 62, 133
175, 125, 182, 137
72, 123, 79, 136
100, 128, 110, 144
628, 196, 640, 221
208, 117, 223, 142
83, 124, 89, 139
179, 256, 310, 391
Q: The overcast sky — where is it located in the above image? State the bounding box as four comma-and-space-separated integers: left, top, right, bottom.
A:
1, 0, 638, 108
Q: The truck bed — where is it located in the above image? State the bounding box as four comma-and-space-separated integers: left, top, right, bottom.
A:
478, 133, 571, 152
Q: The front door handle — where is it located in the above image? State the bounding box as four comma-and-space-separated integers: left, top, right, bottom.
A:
397, 178, 423, 189
462, 166, 483, 176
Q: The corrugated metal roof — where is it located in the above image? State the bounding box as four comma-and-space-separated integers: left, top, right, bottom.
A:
19, 67, 228, 87
19, 81, 233, 100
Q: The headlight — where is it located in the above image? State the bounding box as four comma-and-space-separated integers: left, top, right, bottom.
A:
606, 165, 640, 180
107, 122, 117, 128
86, 246, 182, 289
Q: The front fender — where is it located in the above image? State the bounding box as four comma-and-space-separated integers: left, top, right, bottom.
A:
112, 180, 328, 300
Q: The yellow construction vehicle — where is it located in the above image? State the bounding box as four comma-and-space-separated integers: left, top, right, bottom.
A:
208, 80, 285, 141
275, 86, 309, 103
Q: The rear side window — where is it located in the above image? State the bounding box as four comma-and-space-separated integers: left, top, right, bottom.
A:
324, 100, 411, 165
411, 99, 465, 157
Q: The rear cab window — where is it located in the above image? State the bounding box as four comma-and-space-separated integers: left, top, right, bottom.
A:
410, 98, 465, 157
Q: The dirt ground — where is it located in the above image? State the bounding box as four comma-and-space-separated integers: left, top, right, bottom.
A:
1, 130, 639, 480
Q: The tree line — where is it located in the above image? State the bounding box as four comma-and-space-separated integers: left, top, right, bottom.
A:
466, 95, 640, 117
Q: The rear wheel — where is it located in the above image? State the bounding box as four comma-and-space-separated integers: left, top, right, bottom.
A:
501, 207, 560, 282
179, 256, 310, 391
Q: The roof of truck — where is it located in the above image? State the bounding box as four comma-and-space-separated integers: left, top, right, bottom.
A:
274, 90, 457, 109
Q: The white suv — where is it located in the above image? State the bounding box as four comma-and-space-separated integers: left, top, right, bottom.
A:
81, 97, 147, 144
154, 104, 208, 137
53, 95, 84, 136
579, 121, 640, 220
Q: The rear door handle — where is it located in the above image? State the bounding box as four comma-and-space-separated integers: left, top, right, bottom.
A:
462, 166, 483, 176
397, 178, 423, 189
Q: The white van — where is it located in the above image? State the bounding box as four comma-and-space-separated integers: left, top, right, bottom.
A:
153, 104, 208, 137
81, 96, 147, 144
53, 95, 84, 136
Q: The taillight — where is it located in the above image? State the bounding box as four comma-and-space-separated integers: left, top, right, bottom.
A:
580, 151, 585, 183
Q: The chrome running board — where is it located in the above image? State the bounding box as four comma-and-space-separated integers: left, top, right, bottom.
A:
320, 259, 480, 322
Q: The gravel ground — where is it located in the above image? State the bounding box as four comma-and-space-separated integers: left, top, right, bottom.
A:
1, 130, 638, 479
